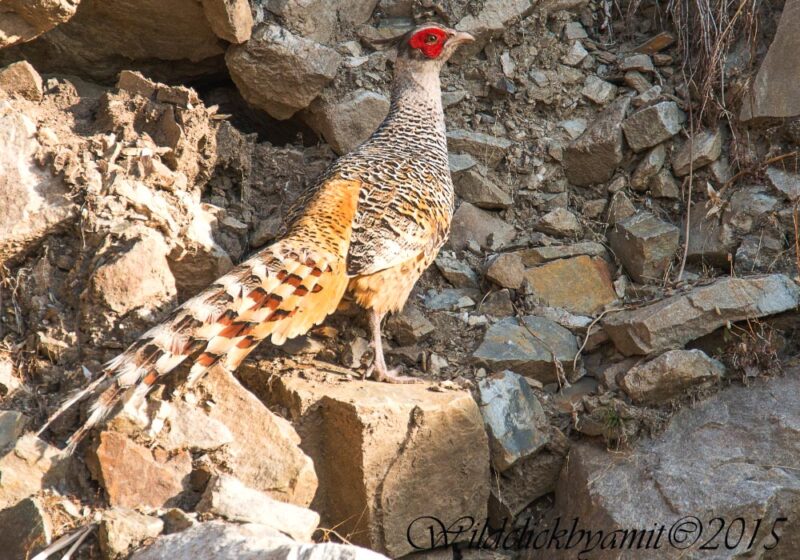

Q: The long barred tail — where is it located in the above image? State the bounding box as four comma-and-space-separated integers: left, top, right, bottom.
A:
40, 236, 350, 453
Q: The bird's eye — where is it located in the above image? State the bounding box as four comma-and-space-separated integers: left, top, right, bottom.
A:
425, 33, 438, 44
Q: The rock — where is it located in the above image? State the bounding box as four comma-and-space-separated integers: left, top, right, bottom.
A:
0, 356, 20, 397
269, 0, 378, 43
0, 61, 43, 100
632, 84, 662, 107
86, 431, 192, 509
0, 410, 27, 451
197, 475, 319, 541
448, 153, 478, 174
622, 101, 684, 152
619, 349, 725, 404
672, 129, 722, 176
473, 316, 578, 383
620, 54, 655, 73
478, 370, 549, 471
423, 288, 477, 311
562, 41, 588, 66
648, 168, 680, 198
607, 212, 680, 283
724, 185, 780, 234
556, 372, 800, 558
226, 24, 342, 120
535, 208, 583, 237
485, 252, 526, 289
446, 129, 513, 168
0, 434, 68, 509
132, 521, 389, 560
634, 31, 676, 54
489, 449, 566, 521
158, 396, 234, 452
197, 365, 318, 505
580, 75, 617, 105
100, 508, 164, 559
523, 255, 617, 315
765, 165, 800, 201
252, 370, 490, 557
558, 118, 587, 139
201, 0, 253, 43
735, 234, 783, 274
684, 210, 737, 266
0, 497, 52, 559
630, 144, 666, 191
434, 251, 479, 288
303, 90, 389, 155
563, 21, 588, 40
478, 289, 515, 317
602, 274, 800, 355
86, 227, 177, 316
517, 242, 608, 265
0, 106, 77, 263
563, 96, 629, 186
0, 0, 79, 48
3, 0, 227, 82
606, 191, 637, 224
448, 202, 516, 251
453, 167, 513, 209
386, 304, 435, 345
740, 0, 800, 121
454, 0, 535, 51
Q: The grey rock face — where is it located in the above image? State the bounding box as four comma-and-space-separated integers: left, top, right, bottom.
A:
619, 349, 725, 404
622, 101, 684, 152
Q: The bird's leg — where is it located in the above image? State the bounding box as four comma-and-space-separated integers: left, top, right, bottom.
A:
368, 308, 420, 384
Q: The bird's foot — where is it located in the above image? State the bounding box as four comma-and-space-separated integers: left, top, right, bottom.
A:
367, 362, 420, 384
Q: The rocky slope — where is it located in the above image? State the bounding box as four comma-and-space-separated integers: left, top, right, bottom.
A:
1, 0, 799, 558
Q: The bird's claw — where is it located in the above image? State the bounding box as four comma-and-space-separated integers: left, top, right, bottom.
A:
367, 363, 420, 384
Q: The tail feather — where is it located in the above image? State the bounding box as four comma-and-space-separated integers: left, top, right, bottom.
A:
51, 237, 349, 452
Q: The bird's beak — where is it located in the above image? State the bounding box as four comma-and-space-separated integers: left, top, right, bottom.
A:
449, 31, 476, 46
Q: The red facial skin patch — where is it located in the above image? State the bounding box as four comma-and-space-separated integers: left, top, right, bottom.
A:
408, 27, 448, 59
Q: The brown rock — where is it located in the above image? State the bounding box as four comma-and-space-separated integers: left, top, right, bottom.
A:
251, 369, 490, 558
226, 24, 342, 120
672, 129, 722, 176
100, 508, 164, 559
485, 252, 525, 289
563, 96, 629, 186
607, 212, 679, 283
619, 349, 724, 404
303, 90, 389, 155
0, 434, 68, 509
630, 144, 666, 191
446, 129, 513, 168
648, 168, 680, 198
740, 0, 800, 121
0, 61, 43, 100
0, 497, 53, 559
606, 192, 637, 225
453, 167, 513, 209
87, 431, 192, 509
386, 304, 435, 345
448, 202, 516, 251
0, 0, 79, 48
200, 0, 253, 44
517, 242, 609, 265
523, 255, 617, 315
622, 101, 684, 152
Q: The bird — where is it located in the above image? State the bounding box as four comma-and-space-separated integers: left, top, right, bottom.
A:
39, 23, 475, 452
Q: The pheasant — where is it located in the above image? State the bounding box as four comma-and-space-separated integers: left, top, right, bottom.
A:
40, 23, 475, 451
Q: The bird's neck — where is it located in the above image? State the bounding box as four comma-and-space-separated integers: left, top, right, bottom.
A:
388, 65, 445, 136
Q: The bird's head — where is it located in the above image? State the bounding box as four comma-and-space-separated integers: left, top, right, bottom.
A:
394, 23, 475, 74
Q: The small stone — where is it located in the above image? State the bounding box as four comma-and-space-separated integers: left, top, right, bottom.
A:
442, 89, 468, 107
623, 70, 652, 94
117, 70, 157, 98
485, 252, 526, 289
563, 96, 629, 185
435, 251, 479, 288
446, 129, 513, 168
622, 101, 685, 152
582, 198, 607, 219
632, 85, 662, 107
634, 32, 676, 54
630, 144, 666, 191
517, 241, 609, 265
488, 449, 566, 522
448, 153, 478, 174
423, 288, 476, 311
535, 208, 583, 237
0, 435, 68, 510
0, 61, 44, 101
619, 349, 724, 404
448, 202, 516, 251
226, 24, 342, 120
558, 118, 587, 139
453, 167, 513, 209
472, 316, 578, 383
672, 129, 722, 176
197, 475, 320, 541
607, 212, 680, 283
735, 234, 784, 274
303, 90, 390, 155
0, 497, 52, 559
620, 54, 655, 73
765, 165, 800, 201
606, 192, 637, 224
386, 304, 435, 345
454, 0, 536, 50
478, 289, 515, 317
0, 411, 27, 451
562, 41, 588, 66
685, 210, 738, 267
478, 371, 549, 472
563, 21, 588, 40
602, 274, 800, 355
523, 255, 618, 315
649, 169, 681, 198
100, 508, 164, 559
87, 431, 192, 509
581, 75, 617, 104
